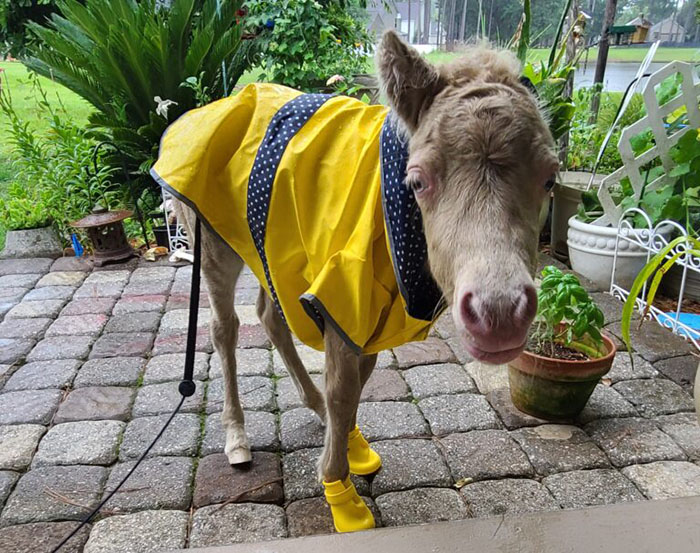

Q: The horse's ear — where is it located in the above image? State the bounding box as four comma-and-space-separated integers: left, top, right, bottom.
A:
377, 30, 446, 133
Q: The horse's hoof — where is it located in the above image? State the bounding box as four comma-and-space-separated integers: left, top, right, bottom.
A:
226, 447, 252, 466
323, 477, 375, 533
347, 426, 382, 476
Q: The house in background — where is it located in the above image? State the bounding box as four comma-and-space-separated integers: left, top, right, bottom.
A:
366, 1, 436, 46
649, 17, 687, 44
609, 13, 652, 45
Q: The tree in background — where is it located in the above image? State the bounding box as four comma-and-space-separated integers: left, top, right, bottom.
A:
0, 0, 60, 57
618, 0, 677, 24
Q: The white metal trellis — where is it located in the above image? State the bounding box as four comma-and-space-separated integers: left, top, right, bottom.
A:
611, 209, 700, 350
606, 61, 700, 351
161, 188, 190, 253
596, 61, 700, 228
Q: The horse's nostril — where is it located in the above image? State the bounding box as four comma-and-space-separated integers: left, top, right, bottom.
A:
460, 292, 479, 327
516, 285, 538, 323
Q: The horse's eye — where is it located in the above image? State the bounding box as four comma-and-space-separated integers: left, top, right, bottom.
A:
410, 178, 425, 193
544, 177, 556, 192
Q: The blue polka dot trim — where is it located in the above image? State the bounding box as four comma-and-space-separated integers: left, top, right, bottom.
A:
380, 114, 446, 321
247, 93, 333, 322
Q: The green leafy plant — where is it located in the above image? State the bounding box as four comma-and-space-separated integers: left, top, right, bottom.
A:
23, 0, 255, 186
621, 235, 700, 357
0, 73, 120, 243
0, 0, 58, 57
514, 0, 577, 140
0, 184, 52, 231
530, 266, 606, 359
245, 0, 371, 92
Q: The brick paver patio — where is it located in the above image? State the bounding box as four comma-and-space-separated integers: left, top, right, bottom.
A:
0, 254, 698, 552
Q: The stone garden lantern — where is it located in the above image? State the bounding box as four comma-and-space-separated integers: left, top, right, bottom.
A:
71, 205, 135, 267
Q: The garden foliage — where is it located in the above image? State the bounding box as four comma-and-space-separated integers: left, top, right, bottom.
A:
24, 0, 255, 182
0, 75, 118, 240
245, 0, 371, 91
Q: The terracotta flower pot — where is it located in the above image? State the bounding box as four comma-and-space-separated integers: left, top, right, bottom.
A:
508, 334, 617, 421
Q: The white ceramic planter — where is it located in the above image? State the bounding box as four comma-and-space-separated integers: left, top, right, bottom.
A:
550, 172, 605, 260
567, 216, 658, 290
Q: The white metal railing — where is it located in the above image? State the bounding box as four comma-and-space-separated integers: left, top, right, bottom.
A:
161, 188, 190, 253
610, 207, 700, 350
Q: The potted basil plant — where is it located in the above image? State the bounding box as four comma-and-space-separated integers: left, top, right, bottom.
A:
509, 266, 617, 420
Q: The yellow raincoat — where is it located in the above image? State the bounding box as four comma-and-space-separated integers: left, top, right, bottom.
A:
151, 83, 444, 354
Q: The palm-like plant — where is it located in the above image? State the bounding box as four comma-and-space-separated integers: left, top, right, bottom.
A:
24, 0, 256, 182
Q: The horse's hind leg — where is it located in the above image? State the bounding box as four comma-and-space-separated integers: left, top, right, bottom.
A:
201, 229, 250, 464
256, 287, 326, 421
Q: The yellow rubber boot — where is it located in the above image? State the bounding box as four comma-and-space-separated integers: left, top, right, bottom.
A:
347, 425, 382, 476
323, 477, 375, 533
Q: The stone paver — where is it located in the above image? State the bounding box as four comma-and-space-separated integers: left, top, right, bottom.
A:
576, 384, 639, 424
193, 452, 283, 507
152, 326, 213, 354
27, 336, 93, 361
441, 430, 534, 481
83, 510, 188, 553
653, 355, 698, 391
112, 294, 166, 315
0, 273, 43, 288
273, 344, 325, 375
281, 447, 369, 501
0, 258, 52, 276
207, 376, 274, 413
585, 417, 686, 467
6, 299, 65, 319
403, 363, 476, 399
275, 375, 324, 411
280, 408, 325, 451
202, 411, 279, 455
360, 369, 411, 402
613, 378, 694, 417
102, 456, 193, 513
606, 320, 693, 362
46, 314, 108, 337
1, 465, 107, 525
50, 257, 93, 272
607, 354, 658, 383
460, 478, 560, 517
33, 421, 125, 467
3, 359, 81, 391
210, 348, 272, 378
103, 312, 162, 334
486, 388, 547, 429
393, 337, 457, 368
36, 271, 86, 287
24, 285, 75, 301
0, 424, 46, 470
74, 358, 145, 388
61, 297, 116, 316
0, 471, 17, 508
656, 413, 700, 461
89, 332, 154, 359
189, 503, 287, 547
0, 389, 62, 425
121, 278, 172, 297
284, 496, 381, 537
621, 461, 700, 499
376, 488, 467, 527
132, 381, 204, 416
119, 414, 200, 460
0, 338, 35, 364
0, 317, 52, 340
418, 393, 501, 436
511, 425, 610, 476
370, 439, 453, 496
0, 521, 91, 553
143, 352, 208, 384
543, 468, 644, 509
356, 401, 430, 441
54, 387, 134, 423
464, 361, 510, 394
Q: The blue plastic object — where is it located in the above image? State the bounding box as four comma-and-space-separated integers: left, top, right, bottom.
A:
71, 233, 84, 257
658, 312, 700, 340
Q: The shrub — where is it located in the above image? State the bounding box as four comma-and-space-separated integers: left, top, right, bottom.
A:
23, 0, 256, 187
245, 0, 371, 91
0, 75, 120, 243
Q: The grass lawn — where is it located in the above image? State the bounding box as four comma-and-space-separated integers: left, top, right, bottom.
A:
426, 45, 700, 65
